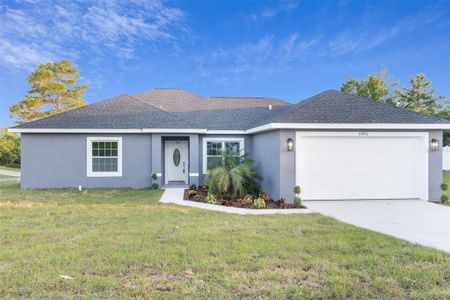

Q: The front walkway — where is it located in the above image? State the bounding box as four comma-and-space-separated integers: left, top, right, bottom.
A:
160, 188, 313, 215
305, 200, 450, 253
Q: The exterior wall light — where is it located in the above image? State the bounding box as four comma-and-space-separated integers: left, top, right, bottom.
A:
287, 138, 294, 151
431, 139, 439, 151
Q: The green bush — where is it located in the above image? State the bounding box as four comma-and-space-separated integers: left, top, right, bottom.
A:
151, 183, 159, 190
205, 193, 217, 205
188, 190, 197, 197
441, 194, 449, 203
293, 197, 302, 208
207, 150, 262, 198
440, 183, 448, 191
294, 186, 301, 194
189, 184, 197, 190
253, 197, 266, 209
0, 127, 20, 166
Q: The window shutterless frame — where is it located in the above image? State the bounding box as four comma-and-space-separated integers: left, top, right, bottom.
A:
86, 137, 122, 177
202, 137, 244, 174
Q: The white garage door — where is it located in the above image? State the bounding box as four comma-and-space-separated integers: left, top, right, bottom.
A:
295, 132, 428, 200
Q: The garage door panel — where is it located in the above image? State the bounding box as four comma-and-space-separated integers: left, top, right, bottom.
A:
296, 134, 427, 200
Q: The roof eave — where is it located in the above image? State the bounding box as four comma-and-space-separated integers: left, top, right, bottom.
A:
9, 123, 450, 134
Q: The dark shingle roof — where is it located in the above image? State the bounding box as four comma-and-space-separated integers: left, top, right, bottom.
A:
13, 88, 449, 130
272, 90, 449, 124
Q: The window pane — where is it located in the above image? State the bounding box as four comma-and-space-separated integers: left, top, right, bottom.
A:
92, 157, 118, 172
92, 149, 99, 156
111, 149, 118, 156
207, 142, 222, 155
225, 142, 240, 155
207, 157, 222, 170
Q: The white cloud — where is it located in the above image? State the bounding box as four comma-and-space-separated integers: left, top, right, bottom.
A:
196, 33, 320, 85
0, 0, 186, 69
246, 0, 299, 22
326, 9, 446, 56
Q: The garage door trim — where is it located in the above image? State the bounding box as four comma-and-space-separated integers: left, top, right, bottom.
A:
295, 131, 429, 201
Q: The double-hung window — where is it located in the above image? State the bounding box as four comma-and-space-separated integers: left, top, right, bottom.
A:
203, 138, 244, 173
87, 137, 122, 177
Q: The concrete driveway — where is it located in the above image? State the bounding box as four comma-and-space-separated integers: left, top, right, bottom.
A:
305, 200, 450, 253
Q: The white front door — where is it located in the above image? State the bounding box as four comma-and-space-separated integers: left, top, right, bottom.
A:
165, 140, 189, 184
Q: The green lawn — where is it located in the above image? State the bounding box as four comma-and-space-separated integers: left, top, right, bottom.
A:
0, 182, 449, 298
0, 174, 14, 179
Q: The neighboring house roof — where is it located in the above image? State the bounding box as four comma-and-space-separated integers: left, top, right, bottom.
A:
12, 88, 449, 131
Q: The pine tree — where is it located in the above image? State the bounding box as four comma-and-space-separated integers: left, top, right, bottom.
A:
9, 60, 87, 123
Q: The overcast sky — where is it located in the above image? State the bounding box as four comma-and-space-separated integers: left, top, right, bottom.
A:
1, 0, 450, 127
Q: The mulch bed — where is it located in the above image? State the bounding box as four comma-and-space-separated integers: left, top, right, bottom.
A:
183, 188, 306, 209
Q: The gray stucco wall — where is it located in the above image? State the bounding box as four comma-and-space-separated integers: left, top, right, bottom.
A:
251, 130, 282, 200
20, 130, 443, 202
428, 130, 443, 201
21, 133, 152, 188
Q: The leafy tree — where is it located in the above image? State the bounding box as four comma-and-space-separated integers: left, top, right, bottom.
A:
0, 128, 20, 166
9, 60, 87, 124
207, 150, 262, 198
396, 74, 445, 115
340, 68, 398, 104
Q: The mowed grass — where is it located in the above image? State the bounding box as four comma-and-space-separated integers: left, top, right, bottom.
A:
0, 174, 14, 179
0, 182, 449, 299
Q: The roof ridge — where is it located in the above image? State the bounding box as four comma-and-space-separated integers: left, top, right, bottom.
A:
210, 96, 276, 99
134, 88, 207, 101
126, 94, 179, 117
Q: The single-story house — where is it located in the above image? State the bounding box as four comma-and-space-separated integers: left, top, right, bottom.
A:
10, 89, 450, 202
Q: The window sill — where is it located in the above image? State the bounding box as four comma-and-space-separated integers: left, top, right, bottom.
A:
87, 172, 122, 177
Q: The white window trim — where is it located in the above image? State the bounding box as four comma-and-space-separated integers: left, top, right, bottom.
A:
87, 137, 122, 177
202, 137, 244, 174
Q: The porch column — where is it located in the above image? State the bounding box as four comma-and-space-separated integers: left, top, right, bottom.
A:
189, 134, 200, 185
151, 134, 163, 186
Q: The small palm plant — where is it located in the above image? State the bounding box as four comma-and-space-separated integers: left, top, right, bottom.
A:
207, 149, 262, 199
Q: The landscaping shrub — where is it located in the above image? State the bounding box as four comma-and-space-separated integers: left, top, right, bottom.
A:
189, 184, 197, 190
253, 197, 266, 209
207, 150, 262, 198
293, 196, 302, 208
205, 193, 217, 204
261, 194, 270, 201
293, 185, 302, 207
188, 190, 197, 197
440, 183, 448, 191
441, 194, 449, 203
151, 173, 158, 189
276, 198, 286, 207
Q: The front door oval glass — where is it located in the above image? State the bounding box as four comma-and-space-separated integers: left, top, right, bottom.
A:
173, 148, 180, 166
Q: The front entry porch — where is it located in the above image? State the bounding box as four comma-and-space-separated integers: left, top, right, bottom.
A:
151, 134, 200, 188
